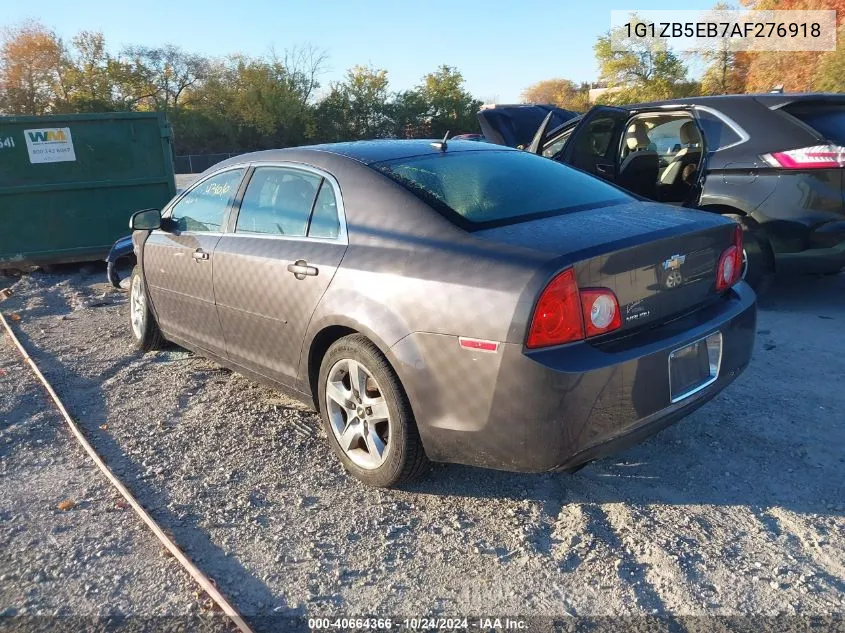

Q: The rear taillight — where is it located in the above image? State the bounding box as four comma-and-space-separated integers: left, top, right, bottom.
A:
580, 289, 622, 338
526, 269, 621, 349
527, 269, 583, 348
716, 226, 743, 291
762, 144, 845, 169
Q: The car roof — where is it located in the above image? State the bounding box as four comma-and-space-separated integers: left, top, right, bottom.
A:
626, 92, 845, 110
231, 139, 516, 167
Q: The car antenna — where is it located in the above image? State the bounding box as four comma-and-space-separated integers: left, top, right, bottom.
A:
430, 131, 450, 151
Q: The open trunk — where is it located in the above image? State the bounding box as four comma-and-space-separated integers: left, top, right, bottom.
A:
477, 104, 580, 148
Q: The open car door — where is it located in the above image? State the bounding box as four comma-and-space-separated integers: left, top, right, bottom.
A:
558, 105, 631, 182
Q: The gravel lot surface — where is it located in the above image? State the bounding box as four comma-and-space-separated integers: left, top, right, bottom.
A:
0, 265, 843, 630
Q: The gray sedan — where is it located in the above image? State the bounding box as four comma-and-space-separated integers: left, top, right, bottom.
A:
127, 140, 756, 487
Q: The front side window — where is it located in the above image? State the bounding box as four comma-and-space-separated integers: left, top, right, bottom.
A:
236, 167, 321, 237
170, 168, 244, 232
375, 149, 631, 228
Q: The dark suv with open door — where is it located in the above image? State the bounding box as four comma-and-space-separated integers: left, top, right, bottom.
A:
479, 94, 845, 290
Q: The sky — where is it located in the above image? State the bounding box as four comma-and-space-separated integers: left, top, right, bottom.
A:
3, 0, 719, 103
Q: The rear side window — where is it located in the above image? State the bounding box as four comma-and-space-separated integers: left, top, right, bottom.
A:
695, 109, 742, 151
784, 105, 845, 144
374, 149, 631, 229
236, 167, 321, 237
308, 181, 340, 239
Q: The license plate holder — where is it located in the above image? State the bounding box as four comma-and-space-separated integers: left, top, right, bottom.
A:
669, 332, 722, 403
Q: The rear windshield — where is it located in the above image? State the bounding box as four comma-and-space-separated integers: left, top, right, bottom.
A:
784, 105, 845, 144
373, 149, 632, 229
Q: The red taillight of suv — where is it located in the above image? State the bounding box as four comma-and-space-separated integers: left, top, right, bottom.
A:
526, 269, 621, 349
716, 226, 744, 292
761, 144, 845, 169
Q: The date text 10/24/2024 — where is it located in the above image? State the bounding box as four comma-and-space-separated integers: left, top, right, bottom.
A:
308, 617, 528, 630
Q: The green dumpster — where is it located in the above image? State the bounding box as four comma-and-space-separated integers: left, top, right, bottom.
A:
0, 111, 176, 268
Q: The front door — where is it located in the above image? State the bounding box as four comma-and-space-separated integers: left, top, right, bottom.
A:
559, 105, 631, 182
213, 165, 348, 387
143, 167, 246, 356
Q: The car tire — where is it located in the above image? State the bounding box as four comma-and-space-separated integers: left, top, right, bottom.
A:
129, 266, 165, 352
317, 334, 428, 487
726, 215, 774, 294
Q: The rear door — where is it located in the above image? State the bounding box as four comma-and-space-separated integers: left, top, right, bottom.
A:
559, 105, 630, 182
143, 166, 246, 356
212, 164, 348, 387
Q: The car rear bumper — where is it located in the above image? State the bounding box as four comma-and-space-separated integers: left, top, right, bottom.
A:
390, 282, 756, 473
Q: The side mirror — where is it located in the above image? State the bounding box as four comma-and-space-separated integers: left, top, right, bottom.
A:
129, 208, 161, 231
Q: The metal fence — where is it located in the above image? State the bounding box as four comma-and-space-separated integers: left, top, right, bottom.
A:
174, 153, 242, 174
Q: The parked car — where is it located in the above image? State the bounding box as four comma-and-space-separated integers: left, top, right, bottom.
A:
126, 140, 756, 487
482, 94, 845, 290
105, 234, 135, 288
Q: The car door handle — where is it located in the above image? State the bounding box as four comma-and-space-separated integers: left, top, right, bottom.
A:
287, 260, 318, 280
192, 249, 209, 261
596, 163, 613, 174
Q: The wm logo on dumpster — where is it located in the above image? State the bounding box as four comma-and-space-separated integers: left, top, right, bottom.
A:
23, 127, 76, 164
27, 130, 67, 143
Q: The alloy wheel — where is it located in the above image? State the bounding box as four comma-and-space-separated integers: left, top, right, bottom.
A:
325, 358, 391, 470
130, 274, 145, 340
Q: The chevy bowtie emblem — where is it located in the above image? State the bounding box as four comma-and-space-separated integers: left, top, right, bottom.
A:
662, 254, 686, 270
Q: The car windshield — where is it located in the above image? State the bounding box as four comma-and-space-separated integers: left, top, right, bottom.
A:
373, 149, 632, 229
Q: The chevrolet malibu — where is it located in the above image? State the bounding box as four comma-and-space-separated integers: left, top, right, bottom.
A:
127, 140, 756, 487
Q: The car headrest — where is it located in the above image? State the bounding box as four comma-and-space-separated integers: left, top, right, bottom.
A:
679, 121, 699, 145
278, 178, 316, 205
625, 122, 651, 151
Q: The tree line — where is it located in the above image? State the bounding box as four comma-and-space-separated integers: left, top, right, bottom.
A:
0, 22, 481, 155
3, 0, 844, 156
523, 0, 845, 109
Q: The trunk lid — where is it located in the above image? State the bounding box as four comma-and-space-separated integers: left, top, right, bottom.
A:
473, 200, 737, 335
477, 104, 580, 148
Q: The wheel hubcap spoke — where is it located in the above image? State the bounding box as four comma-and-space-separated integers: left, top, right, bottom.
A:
364, 425, 386, 460
326, 380, 354, 411
367, 399, 389, 423
347, 360, 368, 400
339, 418, 361, 451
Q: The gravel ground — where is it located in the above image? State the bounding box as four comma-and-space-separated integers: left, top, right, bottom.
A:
0, 265, 843, 630
0, 272, 236, 631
